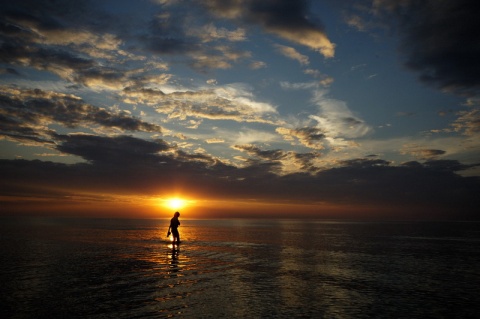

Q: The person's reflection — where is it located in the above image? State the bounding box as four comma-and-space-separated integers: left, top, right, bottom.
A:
167, 245, 180, 276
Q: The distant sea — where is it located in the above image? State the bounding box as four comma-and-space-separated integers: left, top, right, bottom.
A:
1, 217, 479, 318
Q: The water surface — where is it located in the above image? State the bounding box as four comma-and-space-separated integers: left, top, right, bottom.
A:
1, 218, 479, 318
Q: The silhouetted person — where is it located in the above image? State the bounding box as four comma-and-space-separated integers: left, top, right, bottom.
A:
168, 211, 181, 244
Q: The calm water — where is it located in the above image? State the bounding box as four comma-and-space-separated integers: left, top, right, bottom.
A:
1, 218, 479, 318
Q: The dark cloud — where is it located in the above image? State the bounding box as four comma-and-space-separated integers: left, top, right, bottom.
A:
73, 67, 128, 89
424, 149, 446, 157
146, 36, 194, 55
1, 153, 479, 218
172, 149, 219, 166
0, 0, 108, 33
343, 117, 364, 126
0, 25, 127, 89
145, 8, 201, 55
0, 134, 241, 197
0, 1, 141, 88
55, 134, 170, 165
0, 0, 253, 79
339, 158, 391, 168
232, 144, 286, 175
276, 126, 326, 149
423, 159, 473, 172
292, 152, 320, 172
0, 40, 95, 72
0, 67, 21, 76
403, 149, 446, 160
0, 86, 163, 141
305, 159, 480, 216
0, 35, 137, 89
233, 144, 322, 175
375, 0, 480, 96
200, 0, 335, 57
234, 144, 286, 161
142, 2, 252, 70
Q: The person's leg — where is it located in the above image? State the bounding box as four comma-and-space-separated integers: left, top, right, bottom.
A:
172, 229, 179, 244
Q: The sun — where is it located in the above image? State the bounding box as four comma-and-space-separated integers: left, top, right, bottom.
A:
166, 198, 186, 210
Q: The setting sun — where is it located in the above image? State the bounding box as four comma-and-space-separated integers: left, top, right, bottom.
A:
166, 198, 186, 210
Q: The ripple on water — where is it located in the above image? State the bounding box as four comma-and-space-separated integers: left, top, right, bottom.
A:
1, 218, 480, 318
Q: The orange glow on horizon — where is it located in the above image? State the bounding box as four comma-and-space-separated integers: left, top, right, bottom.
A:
1, 192, 444, 220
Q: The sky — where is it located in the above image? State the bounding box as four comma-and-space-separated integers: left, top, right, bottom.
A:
1, 0, 479, 220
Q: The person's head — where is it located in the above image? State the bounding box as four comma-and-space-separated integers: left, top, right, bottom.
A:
174, 211, 180, 217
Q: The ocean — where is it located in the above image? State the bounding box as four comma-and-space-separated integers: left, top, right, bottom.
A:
1, 218, 479, 318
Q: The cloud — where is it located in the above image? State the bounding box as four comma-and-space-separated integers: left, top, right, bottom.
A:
234, 144, 286, 161
303, 69, 334, 86
144, 5, 253, 71
401, 148, 446, 160
345, 13, 368, 32
1, 0, 254, 89
122, 83, 279, 124
188, 45, 252, 71
2, 154, 479, 218
0, 13, 163, 91
371, 0, 480, 96
1, 40, 94, 81
249, 61, 267, 69
277, 85, 371, 151
276, 127, 326, 150
189, 23, 246, 42
280, 81, 318, 90
274, 44, 309, 65
0, 1, 147, 89
0, 86, 163, 145
281, 76, 333, 89
0, 68, 21, 76
233, 144, 286, 174
55, 134, 171, 165
201, 0, 335, 58
205, 138, 224, 144
309, 89, 372, 148
450, 109, 480, 136
233, 144, 321, 175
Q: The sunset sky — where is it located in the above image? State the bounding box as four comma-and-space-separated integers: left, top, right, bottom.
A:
1, 0, 479, 219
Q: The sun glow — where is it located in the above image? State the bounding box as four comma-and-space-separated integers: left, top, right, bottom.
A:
166, 197, 186, 210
